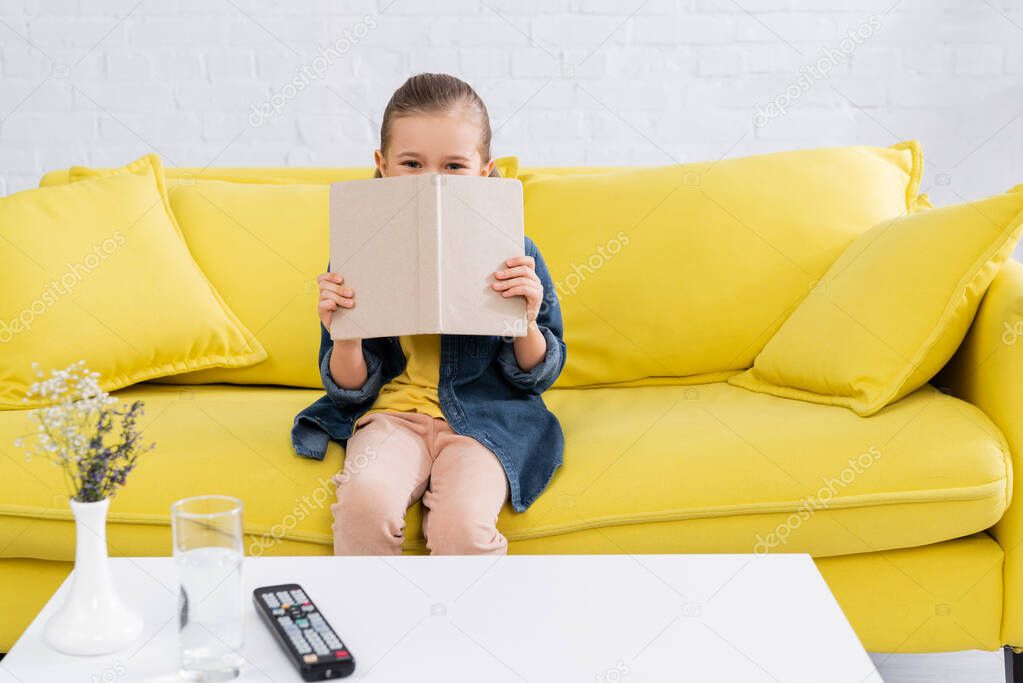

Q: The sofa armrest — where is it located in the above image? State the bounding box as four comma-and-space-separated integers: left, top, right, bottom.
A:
937, 258, 1023, 645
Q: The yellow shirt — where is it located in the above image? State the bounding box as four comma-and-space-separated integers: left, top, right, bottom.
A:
363, 335, 445, 420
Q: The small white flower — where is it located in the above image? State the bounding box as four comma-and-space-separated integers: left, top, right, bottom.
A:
16, 361, 153, 502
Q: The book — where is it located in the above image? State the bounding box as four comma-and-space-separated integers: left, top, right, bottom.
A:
328, 173, 527, 340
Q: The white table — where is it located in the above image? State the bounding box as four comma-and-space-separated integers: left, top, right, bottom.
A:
1, 554, 881, 682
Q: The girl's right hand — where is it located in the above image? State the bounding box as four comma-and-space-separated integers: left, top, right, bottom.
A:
317, 272, 357, 336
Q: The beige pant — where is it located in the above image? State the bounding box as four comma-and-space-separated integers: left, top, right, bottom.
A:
331, 411, 510, 556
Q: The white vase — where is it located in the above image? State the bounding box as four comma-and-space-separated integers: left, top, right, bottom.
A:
43, 497, 144, 655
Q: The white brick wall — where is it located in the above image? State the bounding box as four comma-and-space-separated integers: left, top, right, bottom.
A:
1, 0, 1021, 259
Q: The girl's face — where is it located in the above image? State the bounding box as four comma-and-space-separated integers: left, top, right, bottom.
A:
374, 107, 496, 178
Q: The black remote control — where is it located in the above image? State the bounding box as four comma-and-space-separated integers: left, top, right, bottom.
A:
253, 583, 355, 681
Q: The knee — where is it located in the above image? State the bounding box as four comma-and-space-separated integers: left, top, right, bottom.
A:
332, 477, 406, 554
426, 504, 506, 556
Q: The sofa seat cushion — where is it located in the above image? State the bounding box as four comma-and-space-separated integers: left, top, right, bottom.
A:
0, 381, 1008, 560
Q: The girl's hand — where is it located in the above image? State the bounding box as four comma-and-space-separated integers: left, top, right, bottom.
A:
492, 256, 543, 324
317, 272, 358, 337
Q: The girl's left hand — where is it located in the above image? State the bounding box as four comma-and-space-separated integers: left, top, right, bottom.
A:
492, 255, 543, 323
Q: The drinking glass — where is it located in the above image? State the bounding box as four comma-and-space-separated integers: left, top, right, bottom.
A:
171, 495, 245, 681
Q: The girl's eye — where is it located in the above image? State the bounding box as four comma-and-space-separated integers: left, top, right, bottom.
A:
400, 160, 421, 168
445, 163, 465, 171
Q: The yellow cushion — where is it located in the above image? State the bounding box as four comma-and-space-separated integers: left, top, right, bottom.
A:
496, 156, 518, 180
41, 156, 521, 187
151, 180, 327, 387
729, 190, 1023, 416
522, 142, 922, 387
0, 154, 266, 408
0, 380, 1006, 561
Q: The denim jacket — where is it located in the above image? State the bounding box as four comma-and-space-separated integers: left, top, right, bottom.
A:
291, 237, 566, 512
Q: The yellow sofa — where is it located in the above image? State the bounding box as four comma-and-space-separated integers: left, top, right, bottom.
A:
1, 147, 1020, 660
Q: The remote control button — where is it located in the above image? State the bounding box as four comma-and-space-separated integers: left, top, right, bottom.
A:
291, 590, 307, 603
276, 591, 292, 604
302, 604, 314, 612
303, 654, 318, 664
262, 593, 280, 608
272, 608, 285, 616
335, 650, 349, 658
295, 618, 309, 628
307, 632, 326, 648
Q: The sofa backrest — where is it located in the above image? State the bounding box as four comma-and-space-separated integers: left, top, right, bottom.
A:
37, 157, 524, 188
37, 144, 922, 389
520, 142, 922, 387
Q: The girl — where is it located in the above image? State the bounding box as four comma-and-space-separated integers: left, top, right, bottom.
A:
291, 73, 566, 556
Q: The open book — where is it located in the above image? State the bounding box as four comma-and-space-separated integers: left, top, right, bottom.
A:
328, 173, 527, 340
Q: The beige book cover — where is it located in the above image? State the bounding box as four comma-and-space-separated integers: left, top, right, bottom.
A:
329, 173, 527, 340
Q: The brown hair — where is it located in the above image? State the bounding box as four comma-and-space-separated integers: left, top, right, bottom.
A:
374, 73, 499, 178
